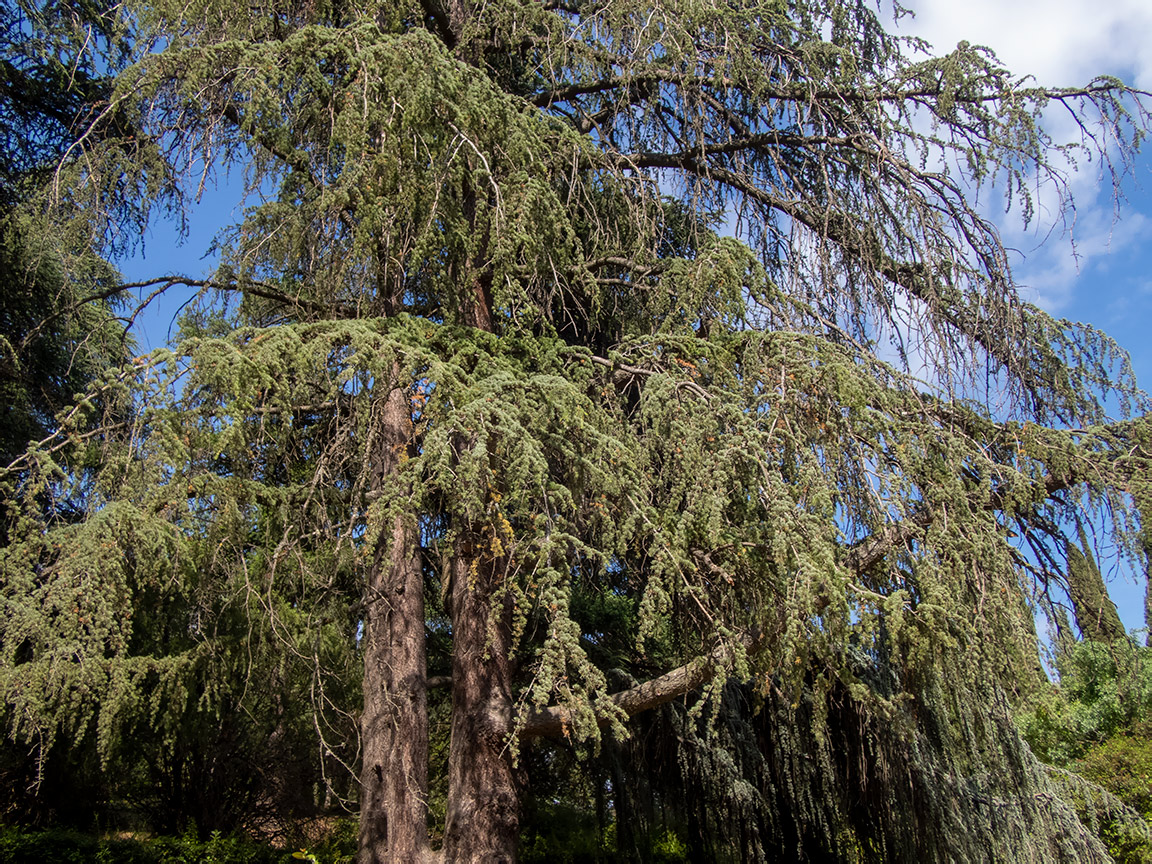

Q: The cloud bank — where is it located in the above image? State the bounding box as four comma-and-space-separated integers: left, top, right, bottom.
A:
895, 0, 1152, 316
899, 0, 1152, 90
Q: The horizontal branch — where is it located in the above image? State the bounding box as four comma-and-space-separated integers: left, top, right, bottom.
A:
612, 149, 1063, 413
844, 514, 931, 574
19, 276, 352, 356
111, 276, 347, 320
842, 463, 1083, 577
625, 130, 869, 165
532, 66, 1140, 112
518, 643, 733, 740
584, 255, 664, 275
509, 416, 1145, 743
517, 618, 769, 745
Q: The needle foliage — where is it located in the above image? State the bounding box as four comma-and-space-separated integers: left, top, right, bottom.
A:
2, 0, 1152, 859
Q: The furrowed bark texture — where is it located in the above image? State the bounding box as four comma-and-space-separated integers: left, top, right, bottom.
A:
439, 150, 519, 858
359, 383, 430, 863
442, 548, 520, 862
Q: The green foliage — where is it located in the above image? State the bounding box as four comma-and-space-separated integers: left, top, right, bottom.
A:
1018, 641, 1152, 862
0, 0, 133, 472
1077, 724, 1152, 862
0, 212, 125, 467
519, 802, 608, 864
1098, 825, 1152, 864
3, 0, 1152, 856
518, 802, 689, 864
0, 0, 130, 199
0, 826, 288, 864
1020, 641, 1152, 767
1080, 723, 1152, 822
649, 829, 689, 863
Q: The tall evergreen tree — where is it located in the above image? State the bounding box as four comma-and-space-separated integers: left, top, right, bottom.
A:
0, 0, 133, 473
0, 0, 146, 823
3, 0, 1152, 861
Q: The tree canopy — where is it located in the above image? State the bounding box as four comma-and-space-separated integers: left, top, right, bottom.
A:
0, 0, 133, 473
2, 0, 1152, 861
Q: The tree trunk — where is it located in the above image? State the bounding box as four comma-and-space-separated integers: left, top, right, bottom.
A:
441, 545, 521, 862
436, 139, 519, 857
1140, 500, 1152, 648
359, 382, 431, 863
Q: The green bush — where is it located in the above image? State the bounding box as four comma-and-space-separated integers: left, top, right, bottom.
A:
0, 827, 292, 864
1078, 723, 1152, 818
519, 801, 606, 863
1077, 724, 1152, 864
1019, 641, 1152, 767
1018, 641, 1152, 863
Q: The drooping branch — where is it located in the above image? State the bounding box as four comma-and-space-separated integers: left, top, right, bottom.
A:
515, 414, 1151, 743
588, 353, 713, 402
219, 103, 320, 188
615, 145, 1118, 421
841, 457, 1118, 578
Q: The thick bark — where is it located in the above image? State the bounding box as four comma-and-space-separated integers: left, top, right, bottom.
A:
358, 383, 431, 863
442, 548, 521, 862
520, 653, 713, 740
438, 123, 519, 856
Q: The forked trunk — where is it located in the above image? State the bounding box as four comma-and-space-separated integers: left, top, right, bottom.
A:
442, 547, 521, 862
359, 382, 431, 863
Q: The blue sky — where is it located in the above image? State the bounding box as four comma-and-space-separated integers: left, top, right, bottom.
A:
1049, 182, 1151, 635
116, 0, 1152, 635
893, 0, 1152, 634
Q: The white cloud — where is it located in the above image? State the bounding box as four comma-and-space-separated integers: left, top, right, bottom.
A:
891, 0, 1152, 316
1011, 208, 1152, 312
897, 0, 1152, 89
891, 0, 1152, 640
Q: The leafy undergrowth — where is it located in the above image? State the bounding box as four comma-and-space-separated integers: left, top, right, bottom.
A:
0, 826, 356, 864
